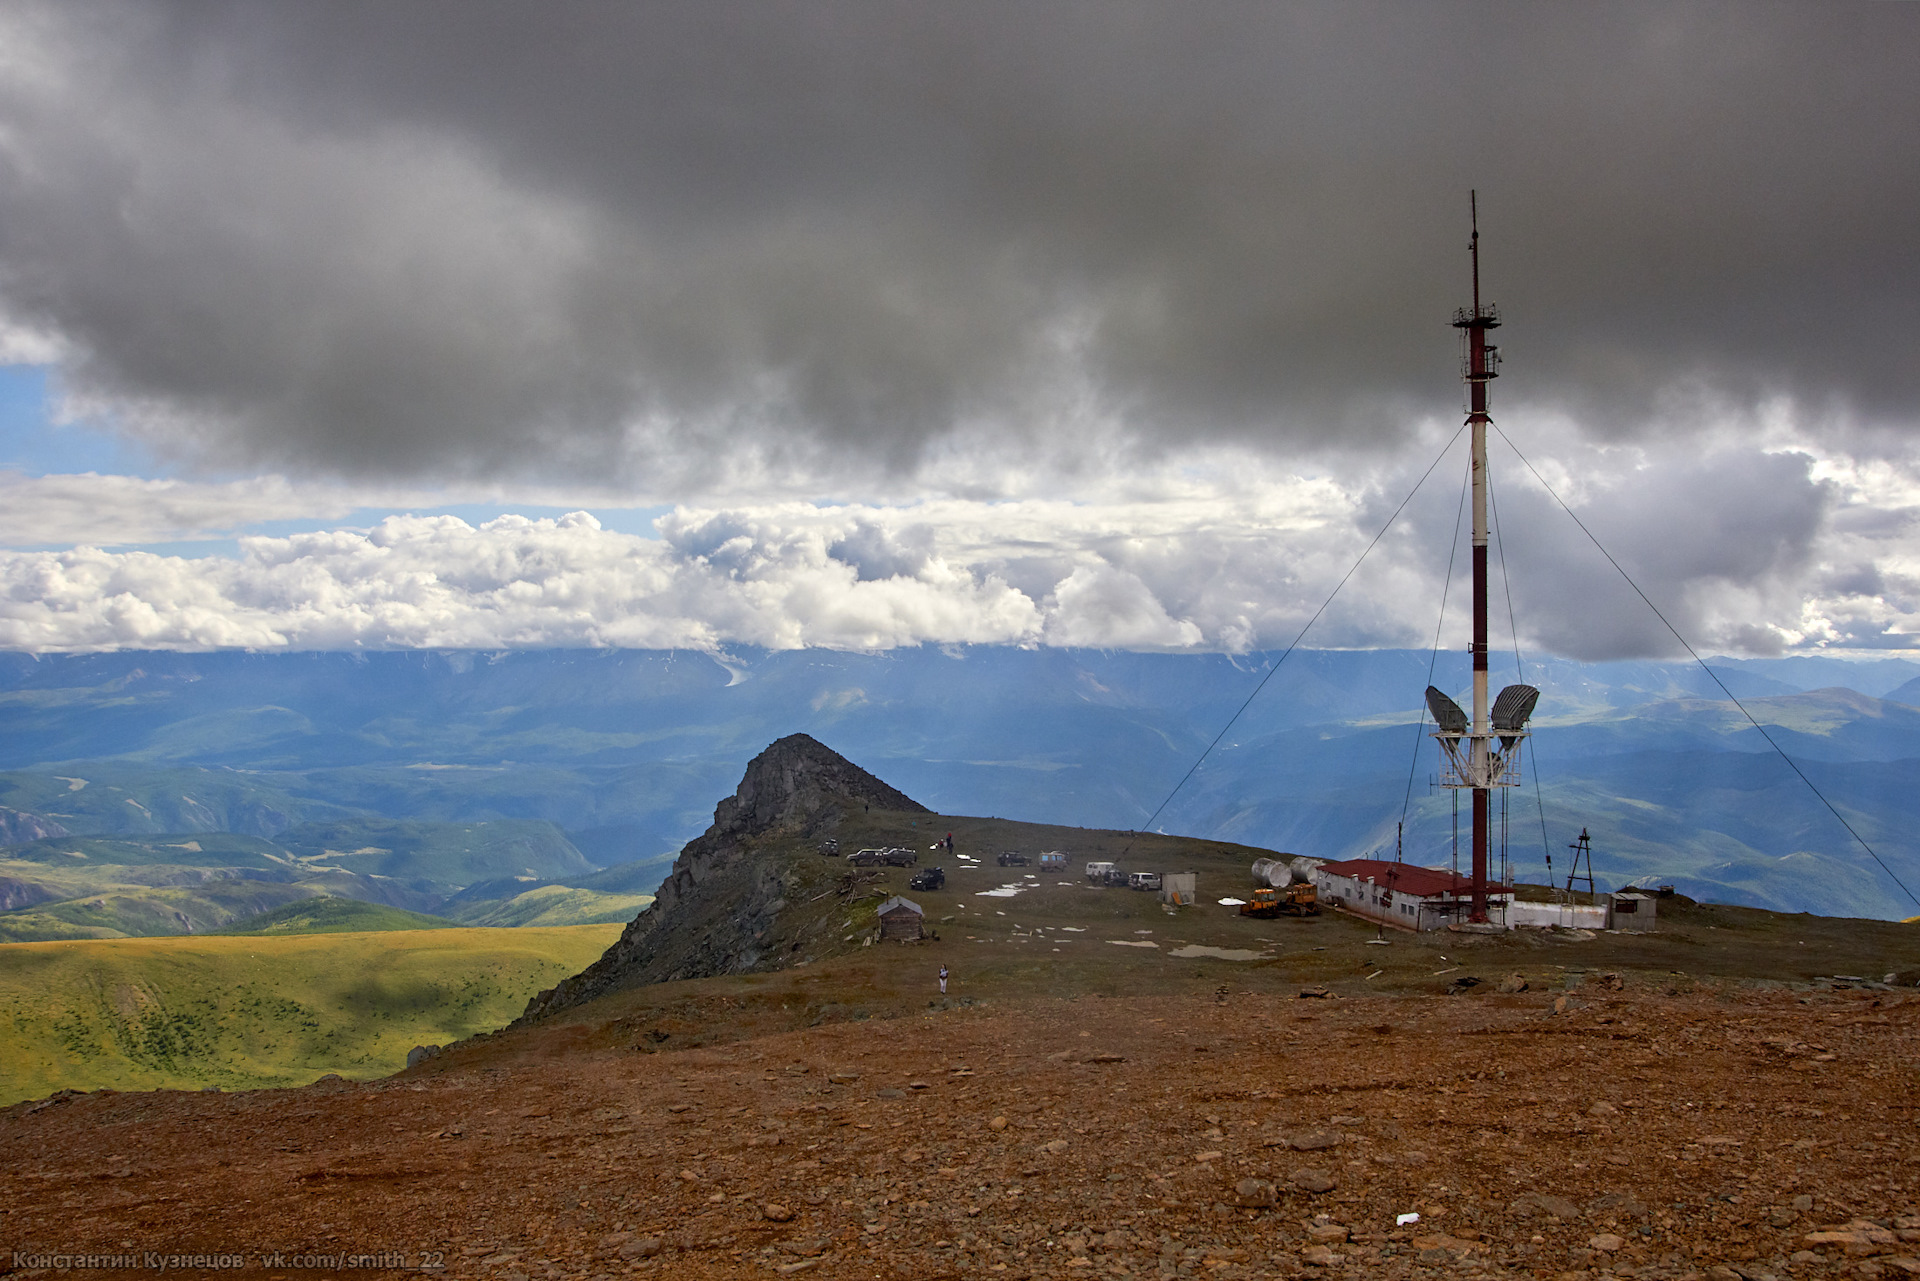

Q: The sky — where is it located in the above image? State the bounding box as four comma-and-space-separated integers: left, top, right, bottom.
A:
1, 1, 1917, 658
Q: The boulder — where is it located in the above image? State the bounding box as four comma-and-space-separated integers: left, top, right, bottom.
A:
1291, 1168, 1337, 1193
1233, 1178, 1276, 1207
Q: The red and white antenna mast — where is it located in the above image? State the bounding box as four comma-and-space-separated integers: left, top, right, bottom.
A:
1425, 193, 1535, 924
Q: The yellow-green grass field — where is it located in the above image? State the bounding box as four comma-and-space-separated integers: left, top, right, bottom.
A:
0, 924, 621, 1105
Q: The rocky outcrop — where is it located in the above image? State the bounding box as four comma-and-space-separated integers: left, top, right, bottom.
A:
516, 734, 928, 1022
0, 806, 69, 847
0, 876, 63, 911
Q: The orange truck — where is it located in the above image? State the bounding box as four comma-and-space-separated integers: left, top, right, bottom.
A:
1239, 883, 1319, 918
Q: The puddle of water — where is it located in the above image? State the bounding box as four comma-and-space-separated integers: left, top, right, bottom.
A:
1169, 944, 1265, 962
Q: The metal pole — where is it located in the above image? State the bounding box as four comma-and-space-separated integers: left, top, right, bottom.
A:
1464, 195, 1493, 922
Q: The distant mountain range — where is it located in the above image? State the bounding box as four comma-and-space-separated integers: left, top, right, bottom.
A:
2, 646, 1918, 923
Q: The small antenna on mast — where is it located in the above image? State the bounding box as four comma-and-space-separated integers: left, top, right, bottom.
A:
1470, 189, 1480, 313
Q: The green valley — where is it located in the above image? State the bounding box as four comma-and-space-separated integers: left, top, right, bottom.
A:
0, 924, 621, 1105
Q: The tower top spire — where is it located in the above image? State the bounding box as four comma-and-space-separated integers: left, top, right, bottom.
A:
1471, 189, 1480, 314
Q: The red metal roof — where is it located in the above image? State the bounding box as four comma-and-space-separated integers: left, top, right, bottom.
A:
1315, 858, 1511, 900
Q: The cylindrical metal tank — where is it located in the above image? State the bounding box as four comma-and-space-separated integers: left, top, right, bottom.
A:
1254, 856, 1318, 886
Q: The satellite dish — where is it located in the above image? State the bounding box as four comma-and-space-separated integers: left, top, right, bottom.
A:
1424, 685, 1468, 734
1492, 684, 1539, 732
1493, 683, 1539, 749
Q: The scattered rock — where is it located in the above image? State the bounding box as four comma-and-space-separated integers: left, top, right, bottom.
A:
1298, 985, 1333, 999
1290, 1130, 1341, 1151
1498, 973, 1529, 993
1530, 1194, 1580, 1220
828, 1071, 859, 1084
1552, 995, 1571, 1015
1086, 1052, 1126, 1063
762, 1203, 794, 1222
1599, 972, 1625, 991
617, 1237, 663, 1260
405, 1044, 442, 1069
1588, 1100, 1618, 1116
1589, 1233, 1624, 1252
1042, 1139, 1069, 1154
988, 1115, 1009, 1131
1306, 1222, 1350, 1243
1291, 1168, 1336, 1193
1233, 1177, 1276, 1207
779, 1239, 828, 1257
1300, 1244, 1339, 1266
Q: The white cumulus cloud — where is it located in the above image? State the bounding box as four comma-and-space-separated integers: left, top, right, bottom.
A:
1, 425, 1918, 658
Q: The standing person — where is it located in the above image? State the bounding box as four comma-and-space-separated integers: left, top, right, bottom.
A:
938, 965, 949, 995
945, 831, 953, 854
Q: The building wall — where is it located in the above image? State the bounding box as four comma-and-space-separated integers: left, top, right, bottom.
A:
1507, 901, 1610, 930
1609, 893, 1658, 930
1311, 869, 1514, 932
879, 909, 923, 940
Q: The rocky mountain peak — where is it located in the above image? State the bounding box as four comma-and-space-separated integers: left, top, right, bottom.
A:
713, 733, 928, 840
515, 735, 928, 1022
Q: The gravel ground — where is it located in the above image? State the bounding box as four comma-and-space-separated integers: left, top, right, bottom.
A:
3, 983, 1917, 1280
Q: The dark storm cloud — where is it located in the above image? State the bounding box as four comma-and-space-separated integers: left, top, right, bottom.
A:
1, 0, 1917, 484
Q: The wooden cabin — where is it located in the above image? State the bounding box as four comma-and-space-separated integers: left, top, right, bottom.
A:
876, 895, 925, 941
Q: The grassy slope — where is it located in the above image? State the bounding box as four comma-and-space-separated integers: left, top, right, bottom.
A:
450, 884, 655, 928
0, 878, 324, 942
0, 816, 598, 942
216, 898, 458, 934
0, 924, 619, 1104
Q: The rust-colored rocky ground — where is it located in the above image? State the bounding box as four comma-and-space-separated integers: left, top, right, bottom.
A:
4, 982, 1917, 1281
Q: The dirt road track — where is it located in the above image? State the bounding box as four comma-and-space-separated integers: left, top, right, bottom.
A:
4, 985, 1917, 1280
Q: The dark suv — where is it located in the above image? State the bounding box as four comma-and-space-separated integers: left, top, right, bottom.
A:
909, 866, 945, 891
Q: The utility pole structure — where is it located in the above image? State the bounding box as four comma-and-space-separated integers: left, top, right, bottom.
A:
1424, 196, 1536, 928
1453, 193, 1500, 923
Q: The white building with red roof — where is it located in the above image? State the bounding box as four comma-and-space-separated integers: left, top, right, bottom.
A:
1310, 857, 1514, 932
